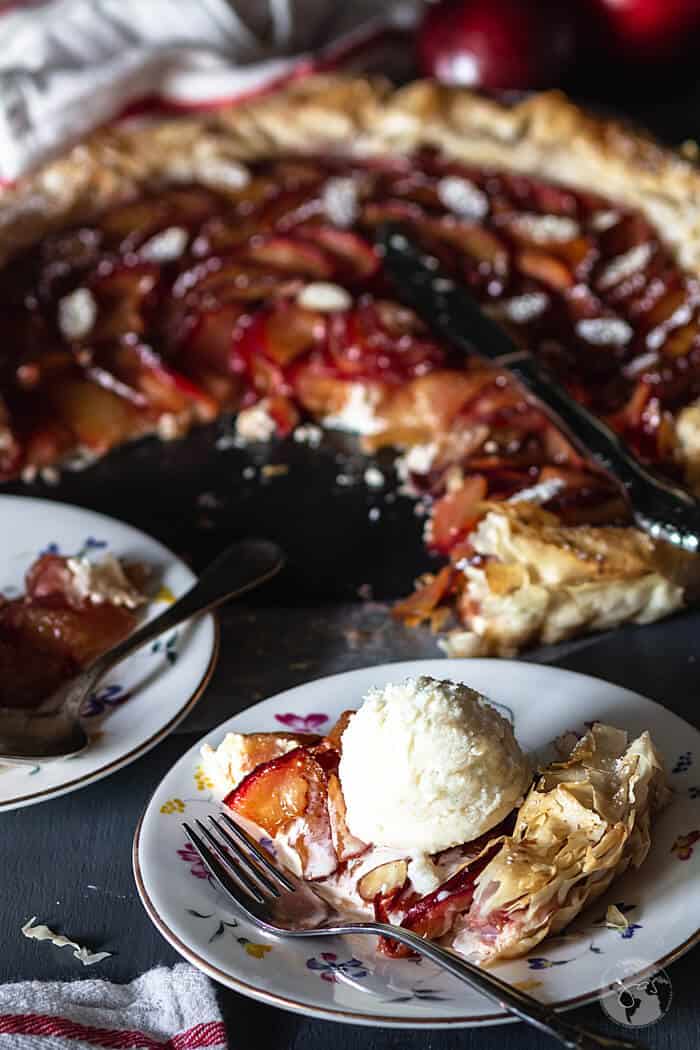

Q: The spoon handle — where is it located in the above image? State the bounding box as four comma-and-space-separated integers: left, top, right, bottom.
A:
90, 538, 284, 681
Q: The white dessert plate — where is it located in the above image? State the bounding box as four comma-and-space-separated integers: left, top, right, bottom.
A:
0, 495, 218, 810
133, 659, 700, 1028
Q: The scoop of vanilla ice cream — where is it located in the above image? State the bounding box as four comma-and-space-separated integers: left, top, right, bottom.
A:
338, 676, 530, 854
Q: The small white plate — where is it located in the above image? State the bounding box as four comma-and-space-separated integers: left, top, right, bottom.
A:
134, 659, 700, 1029
0, 495, 218, 810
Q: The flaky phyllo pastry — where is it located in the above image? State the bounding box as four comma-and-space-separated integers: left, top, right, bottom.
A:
452, 723, 671, 961
205, 718, 670, 963
408, 500, 700, 659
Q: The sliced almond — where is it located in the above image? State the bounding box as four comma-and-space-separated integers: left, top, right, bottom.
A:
358, 859, 409, 902
57, 287, 97, 341
297, 282, 351, 312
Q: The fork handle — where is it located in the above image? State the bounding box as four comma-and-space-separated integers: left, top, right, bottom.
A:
364, 925, 645, 1049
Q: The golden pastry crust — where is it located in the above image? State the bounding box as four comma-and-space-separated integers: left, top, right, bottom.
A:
2, 75, 700, 653
440, 501, 700, 657
470, 500, 682, 583
457, 722, 670, 962
5, 75, 700, 267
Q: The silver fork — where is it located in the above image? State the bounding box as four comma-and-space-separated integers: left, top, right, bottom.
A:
184, 814, 645, 1050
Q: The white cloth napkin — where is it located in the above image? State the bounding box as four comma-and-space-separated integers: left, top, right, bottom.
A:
0, 0, 419, 182
0, 964, 227, 1049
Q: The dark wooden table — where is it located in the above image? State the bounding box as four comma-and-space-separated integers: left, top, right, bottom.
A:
2, 424, 700, 1050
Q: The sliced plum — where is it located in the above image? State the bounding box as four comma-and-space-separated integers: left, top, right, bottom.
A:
225, 747, 337, 879
377, 842, 503, 957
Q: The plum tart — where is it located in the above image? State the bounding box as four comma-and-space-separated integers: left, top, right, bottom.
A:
2, 76, 700, 653
203, 712, 669, 964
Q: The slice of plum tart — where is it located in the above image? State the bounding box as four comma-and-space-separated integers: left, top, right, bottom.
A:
201, 711, 669, 964
3, 76, 700, 654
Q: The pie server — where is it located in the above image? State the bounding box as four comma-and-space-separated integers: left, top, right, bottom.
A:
379, 225, 700, 555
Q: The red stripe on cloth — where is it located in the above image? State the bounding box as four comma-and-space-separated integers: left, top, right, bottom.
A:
0, 1015, 226, 1049
170, 1023, 227, 1049
116, 23, 408, 118
116, 61, 313, 118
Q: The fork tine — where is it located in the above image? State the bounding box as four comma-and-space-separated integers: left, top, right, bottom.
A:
207, 815, 282, 898
183, 821, 265, 905
194, 819, 272, 903
216, 811, 296, 892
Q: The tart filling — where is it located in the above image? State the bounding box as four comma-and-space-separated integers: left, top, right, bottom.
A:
0, 552, 146, 709
5, 149, 700, 491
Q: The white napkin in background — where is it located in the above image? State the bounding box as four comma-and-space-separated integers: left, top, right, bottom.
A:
0, 0, 420, 182
0, 963, 227, 1049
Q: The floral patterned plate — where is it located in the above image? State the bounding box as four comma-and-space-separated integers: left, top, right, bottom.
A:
134, 659, 700, 1028
0, 495, 218, 810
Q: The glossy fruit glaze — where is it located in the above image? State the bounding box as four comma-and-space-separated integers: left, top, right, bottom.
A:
2, 149, 699, 552
0, 554, 138, 709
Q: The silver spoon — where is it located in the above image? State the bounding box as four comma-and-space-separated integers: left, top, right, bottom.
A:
0, 538, 284, 761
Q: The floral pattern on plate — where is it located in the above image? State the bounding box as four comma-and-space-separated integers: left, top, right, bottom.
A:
275, 713, 328, 732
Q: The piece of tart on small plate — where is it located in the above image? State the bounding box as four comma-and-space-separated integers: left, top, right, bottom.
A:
0, 545, 147, 712
0, 495, 217, 810
134, 659, 700, 1029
